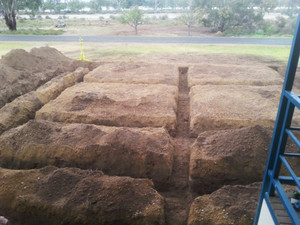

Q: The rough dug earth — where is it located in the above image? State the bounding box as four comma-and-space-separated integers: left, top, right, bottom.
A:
0, 67, 89, 135
0, 47, 98, 108
36, 82, 178, 135
0, 120, 174, 188
188, 64, 283, 87
35, 67, 90, 104
189, 126, 271, 195
0, 166, 165, 225
189, 85, 282, 137
188, 182, 261, 225
84, 61, 178, 86
0, 92, 42, 135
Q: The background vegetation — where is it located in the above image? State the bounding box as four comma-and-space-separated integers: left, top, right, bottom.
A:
0, 0, 299, 36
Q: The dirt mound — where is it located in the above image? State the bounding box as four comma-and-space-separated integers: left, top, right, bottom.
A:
188, 182, 261, 225
0, 47, 97, 109
189, 85, 282, 137
0, 120, 174, 188
84, 61, 178, 86
0, 67, 89, 135
2, 48, 71, 73
189, 126, 271, 195
0, 166, 164, 225
36, 82, 178, 135
188, 64, 283, 87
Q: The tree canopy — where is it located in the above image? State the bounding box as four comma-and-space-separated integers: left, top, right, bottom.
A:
119, 6, 144, 35
0, 0, 42, 30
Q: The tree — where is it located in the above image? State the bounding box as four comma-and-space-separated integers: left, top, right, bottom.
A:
0, 0, 17, 30
68, 0, 84, 13
119, 7, 144, 35
0, 0, 42, 31
193, 0, 274, 33
179, 9, 199, 36
89, 0, 108, 13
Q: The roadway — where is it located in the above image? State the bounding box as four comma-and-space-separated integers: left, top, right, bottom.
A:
0, 35, 293, 45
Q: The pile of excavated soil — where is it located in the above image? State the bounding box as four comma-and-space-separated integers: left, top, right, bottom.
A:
0, 47, 98, 109
36, 82, 178, 135
84, 61, 178, 86
0, 166, 164, 225
188, 182, 261, 225
0, 120, 174, 188
0, 67, 89, 135
189, 126, 272, 195
188, 64, 283, 87
189, 85, 282, 137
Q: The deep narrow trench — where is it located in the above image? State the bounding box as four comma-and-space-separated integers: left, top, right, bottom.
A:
161, 67, 194, 225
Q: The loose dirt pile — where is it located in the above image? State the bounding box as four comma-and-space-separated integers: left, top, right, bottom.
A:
0, 47, 99, 109
85, 61, 178, 86
0, 120, 174, 189
189, 85, 283, 137
0, 166, 164, 225
188, 182, 261, 225
188, 64, 283, 87
36, 82, 178, 135
0, 67, 89, 135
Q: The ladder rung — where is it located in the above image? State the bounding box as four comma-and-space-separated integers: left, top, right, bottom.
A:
284, 153, 300, 157
290, 127, 300, 131
285, 129, 300, 149
280, 156, 300, 188
279, 176, 300, 185
284, 91, 300, 109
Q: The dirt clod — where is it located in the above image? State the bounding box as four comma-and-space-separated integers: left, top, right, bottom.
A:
0, 167, 165, 225
0, 120, 174, 188
189, 126, 272, 195
188, 182, 261, 225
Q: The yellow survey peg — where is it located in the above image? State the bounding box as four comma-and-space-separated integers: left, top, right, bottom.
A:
78, 37, 89, 61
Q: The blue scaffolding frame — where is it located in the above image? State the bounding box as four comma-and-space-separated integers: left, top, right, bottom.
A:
254, 11, 300, 225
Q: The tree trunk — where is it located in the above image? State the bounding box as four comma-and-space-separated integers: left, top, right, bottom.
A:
134, 24, 138, 35
188, 25, 191, 36
4, 11, 17, 31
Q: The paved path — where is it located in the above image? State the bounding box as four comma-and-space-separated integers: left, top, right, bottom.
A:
0, 35, 293, 45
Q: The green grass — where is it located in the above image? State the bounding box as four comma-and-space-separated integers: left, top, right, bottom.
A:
0, 29, 64, 35
0, 42, 291, 63
78, 44, 291, 62
0, 42, 36, 56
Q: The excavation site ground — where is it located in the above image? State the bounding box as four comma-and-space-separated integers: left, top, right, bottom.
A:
0, 46, 298, 225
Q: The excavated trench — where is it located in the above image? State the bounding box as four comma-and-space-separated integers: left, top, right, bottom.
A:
0, 52, 276, 225
161, 67, 195, 225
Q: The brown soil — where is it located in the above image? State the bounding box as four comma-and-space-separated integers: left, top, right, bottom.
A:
0, 166, 165, 225
0, 67, 90, 135
188, 63, 283, 87
189, 126, 272, 195
35, 82, 178, 135
0, 120, 174, 189
84, 61, 178, 86
161, 67, 194, 225
188, 182, 261, 225
189, 85, 284, 137
0, 49, 289, 225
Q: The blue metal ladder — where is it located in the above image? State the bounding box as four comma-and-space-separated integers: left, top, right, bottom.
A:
254, 12, 300, 225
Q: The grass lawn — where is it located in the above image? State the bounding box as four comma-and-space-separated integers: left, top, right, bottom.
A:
0, 42, 291, 63
50, 43, 291, 62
